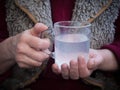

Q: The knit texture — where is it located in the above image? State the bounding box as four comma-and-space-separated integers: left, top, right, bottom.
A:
6, 0, 120, 49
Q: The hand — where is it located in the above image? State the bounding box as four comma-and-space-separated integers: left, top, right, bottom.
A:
52, 49, 104, 79
10, 23, 51, 68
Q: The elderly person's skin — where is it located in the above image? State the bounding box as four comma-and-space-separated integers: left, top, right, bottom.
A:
0, 23, 118, 80
52, 49, 118, 79
0, 23, 50, 74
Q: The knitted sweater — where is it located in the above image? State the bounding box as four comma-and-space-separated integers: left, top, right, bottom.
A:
0, 0, 120, 90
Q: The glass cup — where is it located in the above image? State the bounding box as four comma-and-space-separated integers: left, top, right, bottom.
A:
54, 21, 91, 69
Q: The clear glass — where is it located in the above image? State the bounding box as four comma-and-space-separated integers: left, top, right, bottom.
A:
54, 21, 91, 69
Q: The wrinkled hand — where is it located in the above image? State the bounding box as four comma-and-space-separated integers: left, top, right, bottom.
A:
52, 49, 104, 79
11, 23, 51, 68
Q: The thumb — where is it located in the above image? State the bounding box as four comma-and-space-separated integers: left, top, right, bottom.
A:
87, 59, 96, 69
30, 23, 48, 36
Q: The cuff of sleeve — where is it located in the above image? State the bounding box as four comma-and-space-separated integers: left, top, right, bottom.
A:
0, 69, 12, 84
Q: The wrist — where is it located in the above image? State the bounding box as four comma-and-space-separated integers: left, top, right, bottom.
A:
0, 36, 16, 74
3, 36, 16, 61
98, 49, 118, 71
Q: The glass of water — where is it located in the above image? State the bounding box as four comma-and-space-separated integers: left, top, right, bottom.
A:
54, 21, 91, 69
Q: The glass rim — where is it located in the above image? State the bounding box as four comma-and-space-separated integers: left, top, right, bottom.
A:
54, 21, 91, 28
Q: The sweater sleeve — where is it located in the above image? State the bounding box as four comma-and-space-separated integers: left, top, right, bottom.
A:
0, 0, 11, 84
101, 10, 120, 65
0, 0, 9, 42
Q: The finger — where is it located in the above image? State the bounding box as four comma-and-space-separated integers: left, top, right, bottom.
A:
78, 56, 91, 78
87, 58, 96, 69
16, 43, 49, 62
69, 60, 79, 80
61, 63, 69, 79
26, 36, 51, 50
18, 62, 32, 68
88, 57, 103, 70
52, 64, 61, 74
16, 54, 43, 67
30, 23, 48, 36
89, 52, 95, 58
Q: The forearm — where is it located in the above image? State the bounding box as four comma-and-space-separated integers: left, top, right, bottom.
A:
98, 49, 118, 71
0, 37, 15, 74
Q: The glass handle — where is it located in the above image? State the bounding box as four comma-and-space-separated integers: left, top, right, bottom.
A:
43, 49, 55, 59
